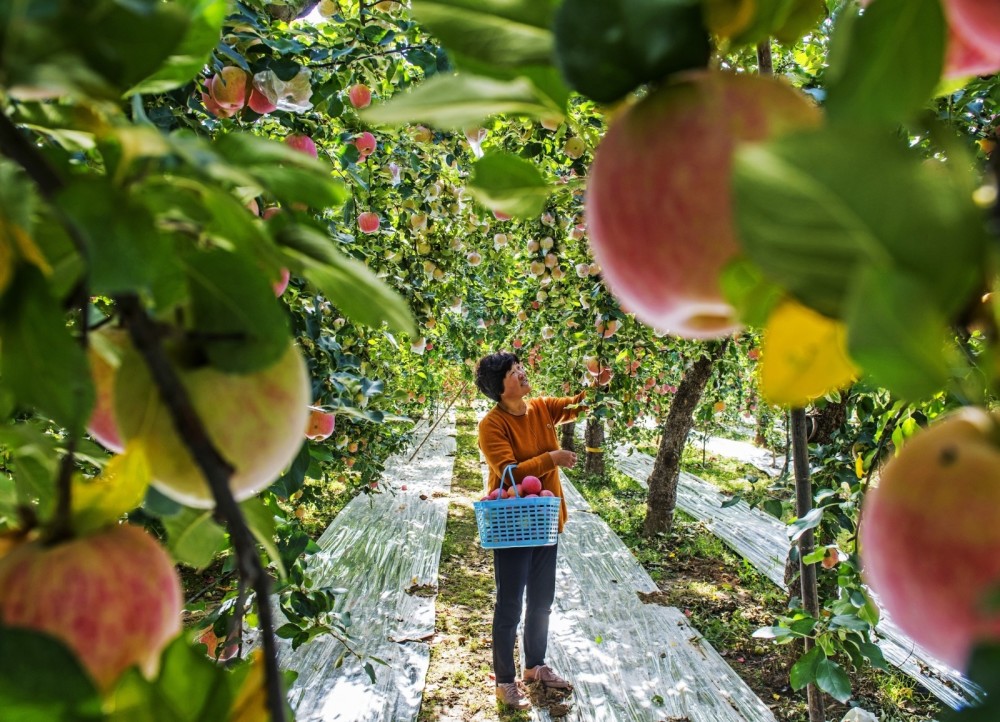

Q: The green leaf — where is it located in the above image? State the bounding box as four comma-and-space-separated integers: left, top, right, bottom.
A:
181, 247, 290, 373
752, 625, 795, 639
554, 0, 710, 104
128, 0, 231, 95
108, 636, 234, 721
733, 126, 986, 320
241, 496, 287, 579
814, 657, 852, 702
467, 152, 551, 218
212, 135, 348, 211
57, 180, 176, 298
0, 267, 93, 436
161, 507, 227, 570
412, 0, 557, 69
719, 257, 784, 329
859, 641, 889, 671
362, 73, 562, 129
0, 625, 102, 720
845, 268, 958, 401
278, 225, 416, 337
825, 0, 944, 125
789, 645, 824, 690
787, 507, 823, 541
271, 441, 312, 500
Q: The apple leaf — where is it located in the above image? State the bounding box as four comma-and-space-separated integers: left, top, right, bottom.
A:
412, 0, 558, 69
554, 0, 710, 104
0, 626, 103, 720
362, 73, 562, 129
467, 152, 551, 219
759, 299, 857, 408
128, 0, 231, 95
278, 224, 417, 337
845, 268, 959, 402
824, 0, 945, 125
241, 496, 287, 579
57, 180, 176, 298
733, 126, 986, 321
162, 508, 227, 570
789, 645, 824, 691
815, 658, 853, 703
71, 441, 152, 535
181, 247, 291, 373
0, 267, 93, 437
110, 636, 235, 721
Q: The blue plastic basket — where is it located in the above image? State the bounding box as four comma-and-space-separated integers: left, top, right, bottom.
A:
473, 464, 560, 549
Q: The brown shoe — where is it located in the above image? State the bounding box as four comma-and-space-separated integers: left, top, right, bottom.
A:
523, 664, 572, 689
496, 681, 530, 709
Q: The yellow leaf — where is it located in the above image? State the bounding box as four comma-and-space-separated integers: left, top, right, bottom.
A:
72, 441, 151, 534
759, 299, 858, 407
229, 650, 269, 722
0, 219, 52, 295
855, 453, 864, 479
703, 0, 757, 38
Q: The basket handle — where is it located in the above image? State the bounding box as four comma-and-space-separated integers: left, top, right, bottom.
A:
501, 464, 520, 498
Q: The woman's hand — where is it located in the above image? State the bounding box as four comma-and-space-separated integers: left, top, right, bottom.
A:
549, 449, 578, 468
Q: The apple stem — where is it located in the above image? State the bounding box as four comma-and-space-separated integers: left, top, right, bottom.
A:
116, 295, 287, 722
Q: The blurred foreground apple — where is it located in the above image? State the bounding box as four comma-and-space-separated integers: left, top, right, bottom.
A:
0, 524, 182, 692
859, 407, 1000, 670
111, 341, 311, 508
585, 71, 820, 339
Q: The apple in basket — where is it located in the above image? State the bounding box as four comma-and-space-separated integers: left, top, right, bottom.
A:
521, 476, 542, 495
488, 488, 502, 501
540, 490, 555, 497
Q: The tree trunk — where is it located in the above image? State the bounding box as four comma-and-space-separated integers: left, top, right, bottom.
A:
560, 420, 576, 452
583, 418, 605, 477
807, 391, 850, 445
643, 340, 728, 536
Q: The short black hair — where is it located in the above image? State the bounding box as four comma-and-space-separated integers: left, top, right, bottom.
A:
474, 351, 519, 402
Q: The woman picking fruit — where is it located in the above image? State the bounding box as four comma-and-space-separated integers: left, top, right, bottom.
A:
474, 351, 586, 709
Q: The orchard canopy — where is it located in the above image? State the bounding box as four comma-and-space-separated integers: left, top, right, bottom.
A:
0, 0, 999, 719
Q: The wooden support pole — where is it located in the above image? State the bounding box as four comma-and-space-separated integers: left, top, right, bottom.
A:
791, 407, 825, 722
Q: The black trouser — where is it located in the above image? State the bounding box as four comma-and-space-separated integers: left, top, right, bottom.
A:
492, 543, 558, 684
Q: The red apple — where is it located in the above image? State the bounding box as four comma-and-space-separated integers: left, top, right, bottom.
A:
247, 86, 278, 114
285, 133, 318, 158
0, 524, 182, 692
209, 67, 249, 111
201, 91, 238, 119
113, 342, 311, 508
946, 0, 1000, 68
348, 83, 372, 109
355, 131, 377, 159
272, 268, 291, 297
305, 408, 336, 441
87, 328, 128, 453
585, 71, 820, 339
197, 626, 239, 662
859, 407, 1000, 670
358, 212, 380, 234
539, 490, 555, 497
521, 476, 542, 495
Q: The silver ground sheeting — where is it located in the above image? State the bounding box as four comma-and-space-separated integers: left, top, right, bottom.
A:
273, 415, 456, 721
480, 457, 778, 721
610, 439, 983, 709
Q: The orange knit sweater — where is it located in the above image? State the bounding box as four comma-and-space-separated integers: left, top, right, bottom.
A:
478, 391, 586, 533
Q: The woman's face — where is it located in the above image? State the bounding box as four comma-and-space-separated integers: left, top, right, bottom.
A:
501, 362, 530, 399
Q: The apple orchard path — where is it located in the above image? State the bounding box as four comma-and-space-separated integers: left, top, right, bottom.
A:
267, 411, 786, 721
606, 436, 983, 711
